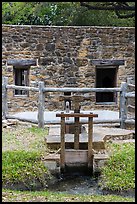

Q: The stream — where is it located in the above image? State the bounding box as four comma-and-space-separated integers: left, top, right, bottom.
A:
47, 174, 135, 198
48, 175, 102, 195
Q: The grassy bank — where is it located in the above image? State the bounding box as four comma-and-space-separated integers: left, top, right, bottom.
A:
2, 125, 53, 190
99, 142, 135, 191
2, 125, 135, 202
2, 150, 52, 190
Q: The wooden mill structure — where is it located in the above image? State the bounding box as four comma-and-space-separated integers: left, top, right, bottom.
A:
56, 94, 97, 173
56, 111, 98, 174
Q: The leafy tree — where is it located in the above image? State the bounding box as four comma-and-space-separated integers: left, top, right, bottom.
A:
79, 2, 135, 19
2, 2, 135, 26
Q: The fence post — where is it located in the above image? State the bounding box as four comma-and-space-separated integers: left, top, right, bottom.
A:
119, 82, 127, 128
2, 77, 8, 119
38, 81, 45, 128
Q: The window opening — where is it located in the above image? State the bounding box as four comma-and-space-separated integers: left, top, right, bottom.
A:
64, 92, 71, 110
95, 66, 118, 103
13, 66, 29, 96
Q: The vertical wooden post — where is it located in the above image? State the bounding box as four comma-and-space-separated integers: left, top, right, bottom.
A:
120, 82, 127, 129
74, 96, 80, 149
88, 113, 93, 173
60, 112, 65, 173
38, 81, 45, 128
2, 77, 8, 119
74, 116, 80, 149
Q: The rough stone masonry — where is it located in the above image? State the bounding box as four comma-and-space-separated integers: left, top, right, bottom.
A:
2, 25, 135, 113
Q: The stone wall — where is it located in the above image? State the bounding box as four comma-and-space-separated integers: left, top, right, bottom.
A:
2, 25, 135, 113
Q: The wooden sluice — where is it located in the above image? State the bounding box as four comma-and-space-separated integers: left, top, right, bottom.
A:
44, 95, 109, 175
56, 112, 98, 174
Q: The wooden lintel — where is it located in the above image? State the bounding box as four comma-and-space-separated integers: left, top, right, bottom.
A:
56, 113, 98, 118
7, 59, 37, 67
59, 95, 85, 102
91, 59, 125, 66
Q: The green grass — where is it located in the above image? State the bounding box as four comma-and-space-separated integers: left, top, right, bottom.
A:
99, 142, 135, 191
2, 126, 48, 152
2, 150, 51, 190
2, 126, 51, 190
2, 189, 135, 202
2, 126, 135, 202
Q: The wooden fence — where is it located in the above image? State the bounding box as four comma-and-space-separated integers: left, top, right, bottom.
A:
2, 77, 135, 128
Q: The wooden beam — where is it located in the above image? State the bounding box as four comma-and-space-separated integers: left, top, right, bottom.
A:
119, 82, 127, 128
88, 114, 93, 172
4, 85, 121, 93
56, 113, 98, 118
38, 81, 45, 128
44, 87, 121, 93
74, 116, 80, 149
65, 150, 88, 164
7, 59, 37, 67
6, 85, 39, 92
60, 114, 66, 173
91, 59, 125, 66
2, 77, 8, 119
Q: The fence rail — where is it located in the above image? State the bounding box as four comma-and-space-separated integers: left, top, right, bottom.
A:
2, 77, 135, 128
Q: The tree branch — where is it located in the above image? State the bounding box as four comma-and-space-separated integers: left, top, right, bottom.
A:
80, 2, 135, 11
115, 10, 135, 18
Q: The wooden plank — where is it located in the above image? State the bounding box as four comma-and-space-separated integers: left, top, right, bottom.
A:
5, 115, 121, 125
4, 84, 121, 93
74, 116, 80, 149
56, 113, 98, 118
59, 95, 84, 101
2, 77, 8, 119
74, 98, 80, 149
38, 81, 45, 128
60, 115, 65, 172
43, 154, 60, 162
6, 85, 39, 92
91, 59, 125, 66
65, 149, 88, 163
88, 115, 93, 170
119, 82, 127, 128
44, 87, 121, 93
7, 59, 37, 67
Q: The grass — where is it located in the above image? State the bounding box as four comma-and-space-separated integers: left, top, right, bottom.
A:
2, 189, 134, 202
2, 150, 51, 190
2, 125, 52, 190
2, 125, 48, 152
2, 125, 135, 202
99, 142, 135, 191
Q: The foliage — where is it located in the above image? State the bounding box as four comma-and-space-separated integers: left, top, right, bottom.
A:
2, 2, 135, 26
2, 150, 51, 189
80, 2, 135, 19
99, 143, 135, 191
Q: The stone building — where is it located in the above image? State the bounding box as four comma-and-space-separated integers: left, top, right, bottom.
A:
2, 25, 135, 113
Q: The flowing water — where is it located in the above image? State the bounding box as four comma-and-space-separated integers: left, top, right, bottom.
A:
48, 174, 102, 195
47, 174, 135, 198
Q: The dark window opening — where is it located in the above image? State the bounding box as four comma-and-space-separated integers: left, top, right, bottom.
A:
96, 66, 118, 103
64, 92, 71, 110
13, 67, 29, 96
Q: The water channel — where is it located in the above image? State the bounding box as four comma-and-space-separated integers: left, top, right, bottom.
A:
47, 174, 135, 198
